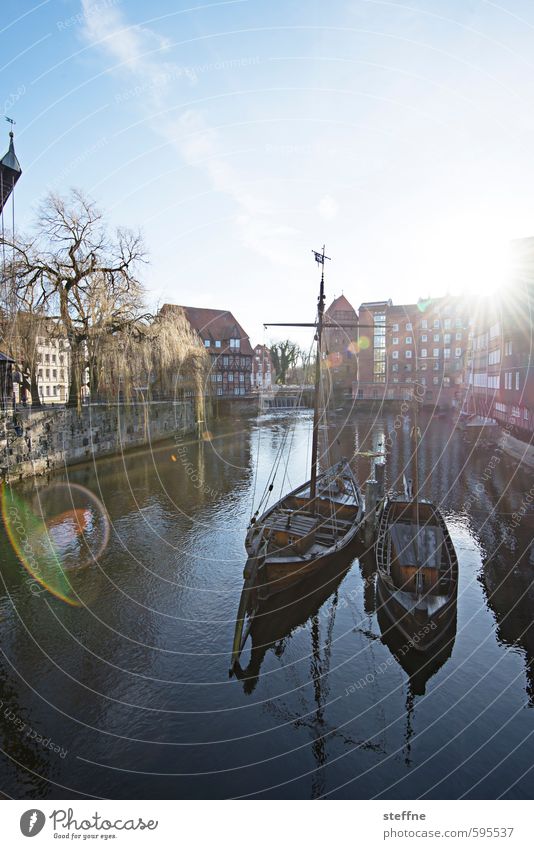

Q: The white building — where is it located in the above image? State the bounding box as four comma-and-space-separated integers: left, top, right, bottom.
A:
252, 344, 274, 390
36, 335, 70, 403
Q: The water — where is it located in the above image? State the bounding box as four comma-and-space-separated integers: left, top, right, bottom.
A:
1, 408, 533, 799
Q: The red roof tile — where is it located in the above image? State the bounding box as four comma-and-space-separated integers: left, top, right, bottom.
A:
161, 304, 254, 356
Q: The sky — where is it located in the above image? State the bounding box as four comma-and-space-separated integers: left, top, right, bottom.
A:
2, 0, 534, 345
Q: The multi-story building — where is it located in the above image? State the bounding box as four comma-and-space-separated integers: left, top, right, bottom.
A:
323, 294, 359, 392
252, 344, 274, 390
356, 300, 391, 398
162, 304, 253, 397
355, 296, 471, 407
35, 335, 70, 404
467, 237, 534, 443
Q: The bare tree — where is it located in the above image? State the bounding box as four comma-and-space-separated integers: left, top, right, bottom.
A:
269, 339, 302, 385
5, 189, 148, 406
1, 262, 46, 406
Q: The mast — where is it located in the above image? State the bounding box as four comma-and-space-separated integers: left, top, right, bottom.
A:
411, 386, 423, 598
309, 246, 330, 506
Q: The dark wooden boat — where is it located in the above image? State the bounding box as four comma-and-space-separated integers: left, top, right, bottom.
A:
376, 495, 458, 651
230, 247, 364, 670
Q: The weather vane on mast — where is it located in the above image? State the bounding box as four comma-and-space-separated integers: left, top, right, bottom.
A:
312, 245, 331, 272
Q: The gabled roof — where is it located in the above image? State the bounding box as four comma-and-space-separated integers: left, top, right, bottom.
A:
326, 294, 357, 315
161, 304, 254, 356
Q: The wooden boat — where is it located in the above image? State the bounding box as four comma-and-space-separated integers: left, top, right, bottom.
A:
230, 247, 364, 670
376, 495, 458, 652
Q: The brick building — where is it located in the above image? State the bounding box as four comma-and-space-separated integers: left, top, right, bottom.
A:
466, 237, 534, 442
162, 305, 253, 397
354, 296, 471, 407
323, 294, 359, 392
252, 344, 274, 390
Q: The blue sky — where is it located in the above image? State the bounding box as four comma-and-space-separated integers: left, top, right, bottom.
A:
3, 0, 534, 343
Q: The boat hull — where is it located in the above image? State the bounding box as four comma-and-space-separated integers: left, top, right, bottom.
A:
375, 497, 459, 653
376, 574, 456, 652
245, 461, 364, 601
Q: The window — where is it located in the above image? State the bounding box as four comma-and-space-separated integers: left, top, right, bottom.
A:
488, 375, 499, 389
433, 376, 439, 385
392, 363, 399, 372
444, 348, 451, 359
434, 320, 439, 328
444, 319, 451, 330
433, 348, 440, 358
505, 372, 512, 389
204, 339, 211, 347
433, 334, 440, 342
392, 323, 399, 332
46, 386, 50, 396
515, 371, 520, 390
405, 336, 412, 344
223, 356, 229, 366
373, 314, 386, 383
45, 353, 50, 364
215, 340, 221, 348
210, 374, 217, 382
420, 377, 426, 385
444, 334, 451, 344
230, 338, 240, 349
406, 323, 412, 331
488, 349, 501, 365
392, 337, 399, 345
489, 323, 500, 340
239, 373, 245, 382
405, 363, 412, 372
456, 332, 462, 341
46, 369, 50, 379
217, 388, 223, 396
217, 374, 222, 382
455, 348, 462, 357
512, 406, 521, 418
38, 369, 43, 379
52, 354, 57, 364
406, 350, 412, 358
60, 369, 65, 379
421, 334, 427, 342
421, 319, 428, 329
228, 373, 234, 382
421, 348, 427, 358
505, 340, 512, 356
392, 350, 399, 359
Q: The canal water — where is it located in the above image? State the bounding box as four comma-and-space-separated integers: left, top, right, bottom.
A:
1, 407, 533, 799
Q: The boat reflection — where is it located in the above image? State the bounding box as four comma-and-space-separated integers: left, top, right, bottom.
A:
377, 595, 456, 765
233, 557, 352, 695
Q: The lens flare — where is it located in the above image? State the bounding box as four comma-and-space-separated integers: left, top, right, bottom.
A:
1, 483, 110, 605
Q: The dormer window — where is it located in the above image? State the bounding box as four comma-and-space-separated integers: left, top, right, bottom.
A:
230, 338, 240, 349
204, 339, 211, 347
215, 340, 221, 348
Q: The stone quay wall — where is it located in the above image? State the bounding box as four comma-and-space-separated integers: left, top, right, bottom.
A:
0, 401, 197, 482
